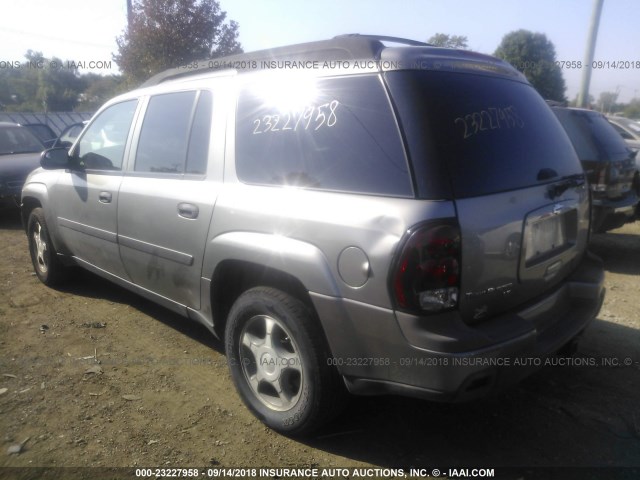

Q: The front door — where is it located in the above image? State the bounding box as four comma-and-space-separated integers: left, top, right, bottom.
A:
52, 99, 139, 279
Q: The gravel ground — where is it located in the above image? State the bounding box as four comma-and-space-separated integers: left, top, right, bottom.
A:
1, 208, 639, 479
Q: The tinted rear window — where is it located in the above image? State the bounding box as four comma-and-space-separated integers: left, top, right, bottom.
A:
0, 126, 44, 154
385, 71, 583, 198
235, 74, 412, 197
553, 108, 631, 162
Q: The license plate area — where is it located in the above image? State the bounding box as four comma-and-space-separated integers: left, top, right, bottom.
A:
524, 208, 577, 268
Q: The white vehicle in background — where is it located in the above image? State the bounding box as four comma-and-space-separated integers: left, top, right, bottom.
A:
607, 115, 640, 216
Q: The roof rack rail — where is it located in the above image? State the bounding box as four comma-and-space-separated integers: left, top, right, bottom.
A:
545, 99, 569, 107
140, 34, 427, 88
333, 34, 432, 47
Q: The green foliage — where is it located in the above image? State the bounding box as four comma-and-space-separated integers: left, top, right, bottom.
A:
597, 91, 621, 115
76, 74, 127, 112
0, 52, 124, 113
569, 93, 594, 108
623, 98, 640, 119
427, 33, 469, 49
494, 29, 566, 102
114, 0, 243, 86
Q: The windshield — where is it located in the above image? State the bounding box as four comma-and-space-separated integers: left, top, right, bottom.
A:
0, 126, 45, 155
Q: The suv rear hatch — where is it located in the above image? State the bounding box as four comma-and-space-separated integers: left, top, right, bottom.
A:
385, 62, 590, 324
552, 108, 637, 200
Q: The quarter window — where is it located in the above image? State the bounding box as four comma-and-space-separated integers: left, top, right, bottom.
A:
235, 74, 412, 197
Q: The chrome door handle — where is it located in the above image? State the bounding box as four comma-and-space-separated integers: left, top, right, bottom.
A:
99, 191, 112, 203
177, 202, 199, 219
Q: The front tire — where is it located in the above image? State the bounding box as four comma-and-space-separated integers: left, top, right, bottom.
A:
27, 208, 67, 286
225, 287, 346, 435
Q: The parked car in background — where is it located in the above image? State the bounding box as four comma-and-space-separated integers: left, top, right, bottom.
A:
0, 122, 45, 208
607, 115, 640, 216
52, 121, 88, 149
23, 35, 605, 435
607, 115, 640, 154
21, 123, 57, 148
552, 107, 639, 232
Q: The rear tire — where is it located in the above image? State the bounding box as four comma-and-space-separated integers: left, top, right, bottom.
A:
225, 287, 347, 435
27, 208, 67, 286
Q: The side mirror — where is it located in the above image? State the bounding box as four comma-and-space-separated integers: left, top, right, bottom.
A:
40, 147, 72, 170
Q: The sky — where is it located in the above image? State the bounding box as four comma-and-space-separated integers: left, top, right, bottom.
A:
1, 0, 639, 103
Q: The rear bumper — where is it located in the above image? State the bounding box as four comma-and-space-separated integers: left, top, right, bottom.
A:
592, 193, 638, 231
312, 251, 605, 402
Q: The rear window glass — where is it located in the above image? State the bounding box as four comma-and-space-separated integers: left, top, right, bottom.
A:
553, 109, 631, 162
385, 71, 583, 198
235, 74, 412, 197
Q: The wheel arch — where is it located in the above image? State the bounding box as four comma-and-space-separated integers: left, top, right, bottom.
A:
204, 231, 342, 337
21, 196, 42, 232
21, 183, 68, 255
210, 259, 319, 340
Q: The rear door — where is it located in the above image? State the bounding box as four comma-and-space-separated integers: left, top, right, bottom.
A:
117, 88, 223, 310
386, 71, 590, 323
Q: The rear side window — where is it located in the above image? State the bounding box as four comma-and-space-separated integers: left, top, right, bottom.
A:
186, 91, 213, 175
135, 90, 212, 174
136, 91, 196, 173
553, 109, 631, 162
385, 71, 583, 198
235, 74, 412, 197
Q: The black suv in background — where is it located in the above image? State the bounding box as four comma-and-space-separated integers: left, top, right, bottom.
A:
552, 106, 639, 232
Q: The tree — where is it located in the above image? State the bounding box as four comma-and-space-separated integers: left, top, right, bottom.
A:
114, 0, 243, 86
597, 90, 620, 114
76, 74, 127, 112
494, 30, 566, 102
0, 50, 125, 113
623, 98, 640, 119
427, 33, 468, 49
570, 93, 594, 108
0, 51, 84, 112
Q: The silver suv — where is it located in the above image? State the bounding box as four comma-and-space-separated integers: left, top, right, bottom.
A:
22, 35, 605, 435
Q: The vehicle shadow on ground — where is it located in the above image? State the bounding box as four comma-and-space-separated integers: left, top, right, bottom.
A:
0, 208, 23, 231
589, 231, 640, 275
47, 234, 640, 472
54, 268, 223, 353
60, 267, 640, 470
305, 316, 640, 470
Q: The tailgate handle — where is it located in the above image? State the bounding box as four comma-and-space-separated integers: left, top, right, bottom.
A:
544, 260, 563, 281
177, 203, 199, 219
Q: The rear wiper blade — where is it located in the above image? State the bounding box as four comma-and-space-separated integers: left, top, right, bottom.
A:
548, 173, 586, 199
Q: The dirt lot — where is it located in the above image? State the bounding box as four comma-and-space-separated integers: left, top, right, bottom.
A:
1, 208, 639, 478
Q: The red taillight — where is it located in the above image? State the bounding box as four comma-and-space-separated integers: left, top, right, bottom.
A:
391, 221, 461, 313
